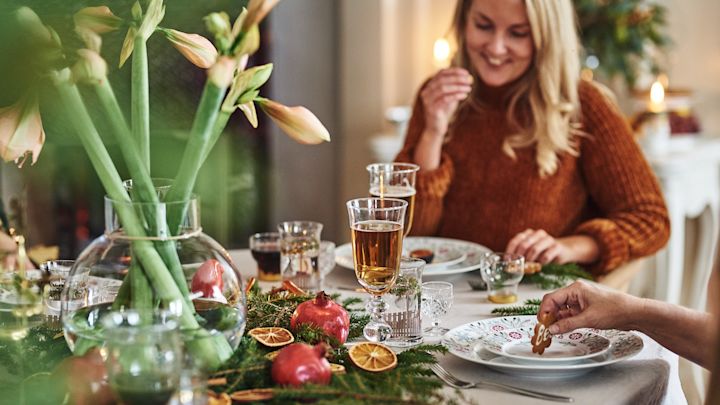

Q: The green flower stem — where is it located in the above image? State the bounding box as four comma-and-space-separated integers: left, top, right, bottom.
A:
166, 81, 227, 234
54, 77, 230, 368
94, 80, 191, 306
132, 38, 150, 169
129, 261, 152, 309
201, 110, 231, 163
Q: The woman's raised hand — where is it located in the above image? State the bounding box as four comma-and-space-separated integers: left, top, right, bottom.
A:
420, 68, 473, 139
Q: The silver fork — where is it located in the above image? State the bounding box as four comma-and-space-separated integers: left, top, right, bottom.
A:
431, 363, 573, 402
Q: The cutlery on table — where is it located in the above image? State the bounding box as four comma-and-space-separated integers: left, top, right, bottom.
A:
430, 363, 573, 403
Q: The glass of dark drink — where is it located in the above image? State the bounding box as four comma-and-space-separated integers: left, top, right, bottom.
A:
249, 232, 282, 281
102, 309, 182, 405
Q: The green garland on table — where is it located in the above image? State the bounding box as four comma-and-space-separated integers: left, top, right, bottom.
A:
491, 299, 541, 316
2, 286, 458, 404
523, 263, 593, 290
215, 285, 457, 404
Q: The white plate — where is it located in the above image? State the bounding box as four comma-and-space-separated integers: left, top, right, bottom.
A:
334, 236, 490, 276
479, 326, 611, 364
402, 237, 467, 269
443, 316, 643, 379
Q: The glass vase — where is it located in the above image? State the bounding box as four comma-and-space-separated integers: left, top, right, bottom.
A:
61, 192, 246, 369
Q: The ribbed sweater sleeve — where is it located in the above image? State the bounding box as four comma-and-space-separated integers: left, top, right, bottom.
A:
574, 81, 670, 274
395, 85, 454, 236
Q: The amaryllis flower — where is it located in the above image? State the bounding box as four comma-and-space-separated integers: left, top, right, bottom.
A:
241, 0, 281, 33
0, 95, 45, 167
160, 28, 217, 68
73, 6, 122, 34
256, 98, 330, 145
72, 49, 108, 84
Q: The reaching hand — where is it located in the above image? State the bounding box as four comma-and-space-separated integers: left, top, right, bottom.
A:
537, 280, 638, 334
420, 68, 473, 138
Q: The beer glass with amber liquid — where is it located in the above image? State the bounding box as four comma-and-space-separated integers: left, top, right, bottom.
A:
367, 163, 419, 237
346, 197, 407, 342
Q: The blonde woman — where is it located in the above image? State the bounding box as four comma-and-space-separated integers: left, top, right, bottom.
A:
396, 0, 669, 276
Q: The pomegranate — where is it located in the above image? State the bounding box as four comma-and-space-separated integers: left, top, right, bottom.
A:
271, 343, 332, 387
191, 259, 225, 299
291, 291, 350, 344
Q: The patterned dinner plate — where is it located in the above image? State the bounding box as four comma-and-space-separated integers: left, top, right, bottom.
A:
443, 316, 644, 379
479, 326, 612, 363
334, 237, 490, 275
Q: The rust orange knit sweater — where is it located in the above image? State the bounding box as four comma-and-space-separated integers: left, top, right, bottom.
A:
396, 80, 670, 275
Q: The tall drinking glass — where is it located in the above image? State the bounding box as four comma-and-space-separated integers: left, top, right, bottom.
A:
346, 198, 407, 342
367, 163, 419, 237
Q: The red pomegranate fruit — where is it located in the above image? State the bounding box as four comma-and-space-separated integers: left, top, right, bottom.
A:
290, 291, 350, 344
271, 343, 332, 387
191, 259, 225, 299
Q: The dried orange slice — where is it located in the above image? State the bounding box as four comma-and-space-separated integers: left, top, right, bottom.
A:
249, 327, 294, 347
230, 388, 274, 402
330, 363, 346, 374
348, 342, 397, 372
207, 391, 231, 405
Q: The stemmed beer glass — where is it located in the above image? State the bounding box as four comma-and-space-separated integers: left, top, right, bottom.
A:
346, 198, 407, 342
366, 163, 419, 237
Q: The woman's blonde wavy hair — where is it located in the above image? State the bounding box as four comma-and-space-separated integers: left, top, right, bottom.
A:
451, 0, 582, 177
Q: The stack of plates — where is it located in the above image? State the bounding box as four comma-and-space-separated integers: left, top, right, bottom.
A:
443, 316, 644, 379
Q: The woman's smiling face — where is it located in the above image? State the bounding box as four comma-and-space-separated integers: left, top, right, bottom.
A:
464, 0, 535, 87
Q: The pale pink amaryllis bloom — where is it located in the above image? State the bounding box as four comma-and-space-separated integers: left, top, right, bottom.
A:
72, 49, 108, 84
257, 98, 330, 145
160, 28, 217, 69
241, 0, 281, 33
73, 6, 122, 34
0, 95, 45, 167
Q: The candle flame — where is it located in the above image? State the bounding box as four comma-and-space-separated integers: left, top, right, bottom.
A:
433, 38, 450, 68
650, 80, 665, 105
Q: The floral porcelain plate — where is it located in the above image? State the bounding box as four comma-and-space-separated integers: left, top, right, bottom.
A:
443, 316, 644, 379
479, 326, 612, 363
335, 237, 490, 275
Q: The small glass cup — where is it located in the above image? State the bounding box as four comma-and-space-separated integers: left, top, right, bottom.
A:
479, 252, 524, 304
102, 309, 182, 405
421, 281, 453, 337
40, 260, 75, 314
249, 232, 282, 281
384, 257, 424, 347
319, 241, 336, 288
278, 221, 323, 293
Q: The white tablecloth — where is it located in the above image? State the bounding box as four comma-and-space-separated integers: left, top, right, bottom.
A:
229, 249, 687, 405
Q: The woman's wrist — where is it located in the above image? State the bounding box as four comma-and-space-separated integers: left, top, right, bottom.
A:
413, 129, 445, 170
557, 235, 600, 264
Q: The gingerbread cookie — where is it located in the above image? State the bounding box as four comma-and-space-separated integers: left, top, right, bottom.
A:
531, 311, 556, 355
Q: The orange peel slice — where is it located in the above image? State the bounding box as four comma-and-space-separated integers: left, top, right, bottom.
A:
348, 342, 397, 372
248, 327, 295, 347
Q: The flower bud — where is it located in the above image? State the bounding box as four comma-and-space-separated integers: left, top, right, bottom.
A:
207, 56, 237, 88
235, 25, 260, 57
160, 28, 217, 69
75, 27, 102, 52
72, 49, 108, 84
0, 94, 45, 167
241, 0, 281, 33
73, 6, 122, 34
204, 12, 232, 38
257, 98, 330, 145
238, 101, 258, 128
223, 63, 273, 112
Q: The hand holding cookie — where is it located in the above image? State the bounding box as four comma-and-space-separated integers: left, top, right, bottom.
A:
531, 311, 556, 355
